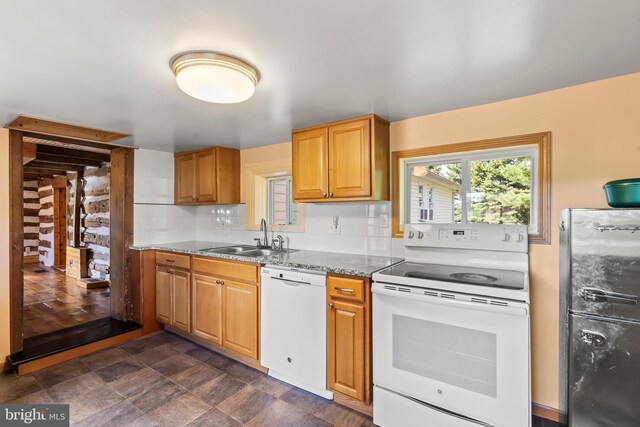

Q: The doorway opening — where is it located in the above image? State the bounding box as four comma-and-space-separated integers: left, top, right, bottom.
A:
22, 148, 112, 339
6, 116, 138, 371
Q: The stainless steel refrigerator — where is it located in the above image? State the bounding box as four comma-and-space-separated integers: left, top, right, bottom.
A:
559, 209, 640, 426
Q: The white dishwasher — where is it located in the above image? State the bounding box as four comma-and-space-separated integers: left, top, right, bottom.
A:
261, 265, 333, 399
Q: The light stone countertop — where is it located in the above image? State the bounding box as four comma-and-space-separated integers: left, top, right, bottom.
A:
130, 241, 403, 277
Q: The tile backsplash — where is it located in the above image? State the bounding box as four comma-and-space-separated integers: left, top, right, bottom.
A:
134, 204, 197, 245
193, 202, 394, 256
134, 201, 396, 257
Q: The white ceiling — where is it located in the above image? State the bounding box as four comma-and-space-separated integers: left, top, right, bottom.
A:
1, 1, 639, 152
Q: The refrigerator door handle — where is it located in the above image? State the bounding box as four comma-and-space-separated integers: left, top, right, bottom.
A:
580, 330, 607, 347
579, 287, 638, 305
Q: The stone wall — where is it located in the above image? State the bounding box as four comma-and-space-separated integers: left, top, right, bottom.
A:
23, 180, 40, 257
82, 165, 110, 279
38, 183, 54, 266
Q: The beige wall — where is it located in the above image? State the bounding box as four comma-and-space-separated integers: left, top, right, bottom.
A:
391, 72, 640, 408
240, 141, 291, 203
0, 128, 11, 359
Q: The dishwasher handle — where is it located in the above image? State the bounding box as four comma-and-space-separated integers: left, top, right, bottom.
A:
271, 276, 307, 286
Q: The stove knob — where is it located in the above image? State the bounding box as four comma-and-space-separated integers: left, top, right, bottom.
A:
407, 231, 415, 239
417, 231, 424, 239
499, 233, 510, 242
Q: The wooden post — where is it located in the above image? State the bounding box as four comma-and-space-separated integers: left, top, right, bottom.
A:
9, 130, 24, 353
109, 147, 134, 321
73, 170, 83, 247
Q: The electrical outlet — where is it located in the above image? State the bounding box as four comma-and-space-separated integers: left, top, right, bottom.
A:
380, 213, 389, 228
329, 215, 341, 234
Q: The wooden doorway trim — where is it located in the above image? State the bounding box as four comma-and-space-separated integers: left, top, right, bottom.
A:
6, 116, 129, 144
6, 118, 132, 356
52, 185, 67, 267
9, 130, 24, 353
109, 147, 135, 321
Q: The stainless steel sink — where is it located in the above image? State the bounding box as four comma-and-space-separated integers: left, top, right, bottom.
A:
200, 245, 297, 257
201, 245, 297, 257
240, 248, 297, 257
200, 245, 256, 254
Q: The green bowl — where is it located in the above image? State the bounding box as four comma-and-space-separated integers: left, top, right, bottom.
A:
603, 178, 640, 207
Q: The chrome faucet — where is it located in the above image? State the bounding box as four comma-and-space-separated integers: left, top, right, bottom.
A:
272, 235, 285, 251
259, 218, 269, 247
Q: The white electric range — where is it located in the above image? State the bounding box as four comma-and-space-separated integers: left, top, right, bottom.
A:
372, 223, 530, 427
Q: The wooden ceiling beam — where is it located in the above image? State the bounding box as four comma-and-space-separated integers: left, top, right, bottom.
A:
24, 167, 69, 175
24, 161, 84, 172
36, 144, 111, 162
23, 142, 37, 164
6, 115, 129, 143
34, 153, 102, 168
24, 132, 121, 151
23, 173, 59, 180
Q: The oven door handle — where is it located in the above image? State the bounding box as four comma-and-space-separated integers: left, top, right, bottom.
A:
372, 283, 529, 317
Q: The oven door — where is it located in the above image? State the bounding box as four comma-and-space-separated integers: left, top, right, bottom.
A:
372, 283, 530, 427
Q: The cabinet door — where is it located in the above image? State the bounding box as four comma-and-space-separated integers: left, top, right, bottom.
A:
156, 267, 172, 324
328, 299, 365, 401
292, 128, 329, 200
328, 119, 371, 198
172, 270, 191, 332
175, 154, 196, 204
192, 273, 222, 344
195, 149, 217, 203
222, 280, 259, 359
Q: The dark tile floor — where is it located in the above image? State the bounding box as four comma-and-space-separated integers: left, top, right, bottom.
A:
1, 330, 565, 427
23, 263, 110, 338
0, 331, 371, 426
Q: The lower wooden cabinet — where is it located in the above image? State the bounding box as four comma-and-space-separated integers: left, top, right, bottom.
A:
155, 255, 260, 361
191, 273, 223, 344
155, 266, 191, 332
172, 270, 191, 332
222, 280, 259, 359
327, 275, 371, 405
155, 267, 172, 324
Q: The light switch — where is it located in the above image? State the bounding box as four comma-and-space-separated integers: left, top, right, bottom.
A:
380, 213, 389, 228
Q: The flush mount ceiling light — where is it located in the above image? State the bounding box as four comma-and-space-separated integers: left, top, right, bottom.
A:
171, 52, 259, 104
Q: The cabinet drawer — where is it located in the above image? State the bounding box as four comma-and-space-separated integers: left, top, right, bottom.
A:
156, 252, 191, 269
328, 276, 365, 302
192, 257, 258, 283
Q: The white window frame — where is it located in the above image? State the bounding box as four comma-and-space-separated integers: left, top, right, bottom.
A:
404, 145, 539, 233
268, 175, 295, 226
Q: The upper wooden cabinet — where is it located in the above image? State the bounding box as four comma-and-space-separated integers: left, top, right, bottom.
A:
174, 146, 240, 205
292, 115, 389, 202
292, 127, 329, 200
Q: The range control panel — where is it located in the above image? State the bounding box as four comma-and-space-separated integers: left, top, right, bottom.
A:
404, 223, 528, 253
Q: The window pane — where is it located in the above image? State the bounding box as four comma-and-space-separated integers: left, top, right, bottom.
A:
269, 176, 297, 226
409, 163, 461, 224
468, 157, 531, 225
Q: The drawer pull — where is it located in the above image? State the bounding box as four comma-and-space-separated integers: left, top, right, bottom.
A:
165, 259, 175, 263
215, 279, 225, 285
335, 287, 354, 293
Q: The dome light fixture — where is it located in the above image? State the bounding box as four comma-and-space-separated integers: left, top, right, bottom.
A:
171, 52, 259, 104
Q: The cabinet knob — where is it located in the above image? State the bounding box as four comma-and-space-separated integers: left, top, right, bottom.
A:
329, 303, 334, 309
216, 279, 225, 285
328, 192, 333, 197
322, 192, 327, 197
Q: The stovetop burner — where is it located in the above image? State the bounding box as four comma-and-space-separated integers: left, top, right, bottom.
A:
380, 262, 525, 290
450, 272, 498, 283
